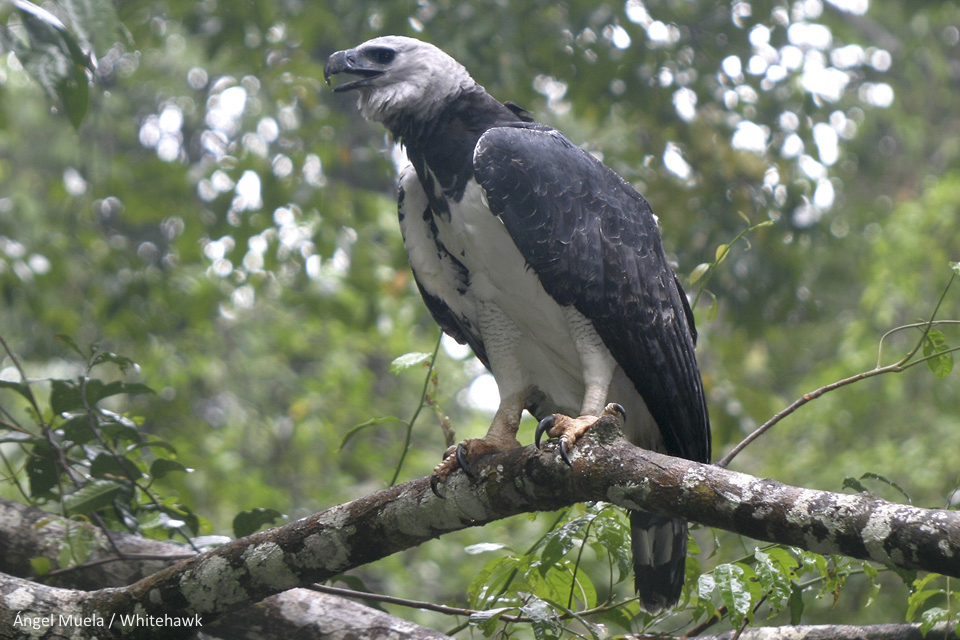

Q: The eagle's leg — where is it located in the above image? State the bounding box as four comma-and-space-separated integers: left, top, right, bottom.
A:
431, 392, 524, 486
431, 302, 525, 494
535, 307, 620, 464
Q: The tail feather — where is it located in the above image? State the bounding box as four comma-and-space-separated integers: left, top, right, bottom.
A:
630, 510, 688, 614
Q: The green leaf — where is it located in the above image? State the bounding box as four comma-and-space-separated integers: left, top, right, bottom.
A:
50, 379, 82, 414
0, 379, 35, 404
858, 472, 912, 503
98, 420, 143, 444
714, 243, 729, 263
754, 548, 794, 613
6, 0, 94, 129
469, 607, 512, 636
893, 566, 919, 587
84, 379, 155, 404
842, 476, 869, 494
389, 351, 432, 373
521, 595, 562, 640
906, 590, 941, 621
697, 571, 716, 599
706, 293, 720, 322
51, 378, 151, 415
339, 415, 403, 450
58, 523, 94, 567
591, 512, 632, 582
58, 0, 122, 58
135, 439, 178, 455
27, 442, 59, 497
922, 329, 953, 378
90, 351, 137, 373
60, 415, 97, 444
30, 556, 51, 576
920, 607, 950, 636
59, 64, 89, 129
862, 562, 881, 607
689, 262, 710, 284
0, 430, 37, 444
55, 334, 86, 357
162, 502, 201, 535
469, 607, 511, 622
569, 565, 598, 610
233, 507, 285, 538
540, 514, 595, 573
789, 582, 804, 624
149, 458, 191, 479
912, 572, 944, 592
714, 563, 758, 627
90, 453, 142, 480
468, 555, 524, 609
63, 479, 125, 516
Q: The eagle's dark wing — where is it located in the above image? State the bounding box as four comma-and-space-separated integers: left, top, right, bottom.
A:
474, 125, 709, 463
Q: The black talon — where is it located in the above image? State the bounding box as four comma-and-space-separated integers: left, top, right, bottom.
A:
609, 403, 626, 422
430, 475, 445, 498
559, 441, 573, 466
455, 443, 475, 478
535, 415, 555, 448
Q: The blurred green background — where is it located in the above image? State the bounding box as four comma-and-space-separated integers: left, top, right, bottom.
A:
1, 0, 958, 634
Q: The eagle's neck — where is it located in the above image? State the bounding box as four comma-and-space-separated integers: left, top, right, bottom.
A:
390, 87, 526, 206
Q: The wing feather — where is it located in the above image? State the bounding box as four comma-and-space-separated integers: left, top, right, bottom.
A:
473, 126, 709, 462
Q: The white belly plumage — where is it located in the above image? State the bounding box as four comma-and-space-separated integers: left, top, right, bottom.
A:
437, 179, 586, 412
399, 167, 661, 449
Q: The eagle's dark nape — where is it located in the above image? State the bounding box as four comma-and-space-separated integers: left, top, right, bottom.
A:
326, 35, 710, 614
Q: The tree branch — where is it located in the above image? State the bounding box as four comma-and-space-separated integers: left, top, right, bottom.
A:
2, 415, 958, 638
673, 623, 958, 640
0, 498, 452, 640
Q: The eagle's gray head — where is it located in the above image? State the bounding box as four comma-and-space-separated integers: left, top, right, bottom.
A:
324, 36, 475, 126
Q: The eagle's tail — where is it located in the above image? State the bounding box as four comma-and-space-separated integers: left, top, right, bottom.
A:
630, 510, 688, 614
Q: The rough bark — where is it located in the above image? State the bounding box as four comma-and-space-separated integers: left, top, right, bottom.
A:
0, 498, 452, 640
1, 415, 958, 638
677, 623, 959, 640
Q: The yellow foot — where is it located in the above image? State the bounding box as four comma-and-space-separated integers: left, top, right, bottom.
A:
535, 403, 625, 465
430, 436, 521, 497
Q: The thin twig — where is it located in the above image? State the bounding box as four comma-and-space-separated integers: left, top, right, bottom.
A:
310, 583, 634, 625
568, 512, 596, 610
718, 364, 897, 468
40, 552, 196, 579
719, 273, 957, 468
310, 583, 513, 620
390, 332, 443, 486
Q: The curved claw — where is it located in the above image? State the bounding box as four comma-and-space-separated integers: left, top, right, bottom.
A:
430, 475, 445, 499
607, 403, 626, 422
559, 440, 573, 467
455, 442, 475, 478
535, 415, 555, 448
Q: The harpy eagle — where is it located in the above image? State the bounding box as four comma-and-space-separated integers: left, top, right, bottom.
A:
325, 36, 710, 613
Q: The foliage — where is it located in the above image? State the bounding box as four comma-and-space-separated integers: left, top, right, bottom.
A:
1, 0, 959, 636
0, 335, 204, 572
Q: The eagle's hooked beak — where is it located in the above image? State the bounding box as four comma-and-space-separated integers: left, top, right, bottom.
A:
324, 49, 384, 93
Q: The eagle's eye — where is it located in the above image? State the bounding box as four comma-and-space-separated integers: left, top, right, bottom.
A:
365, 48, 396, 65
